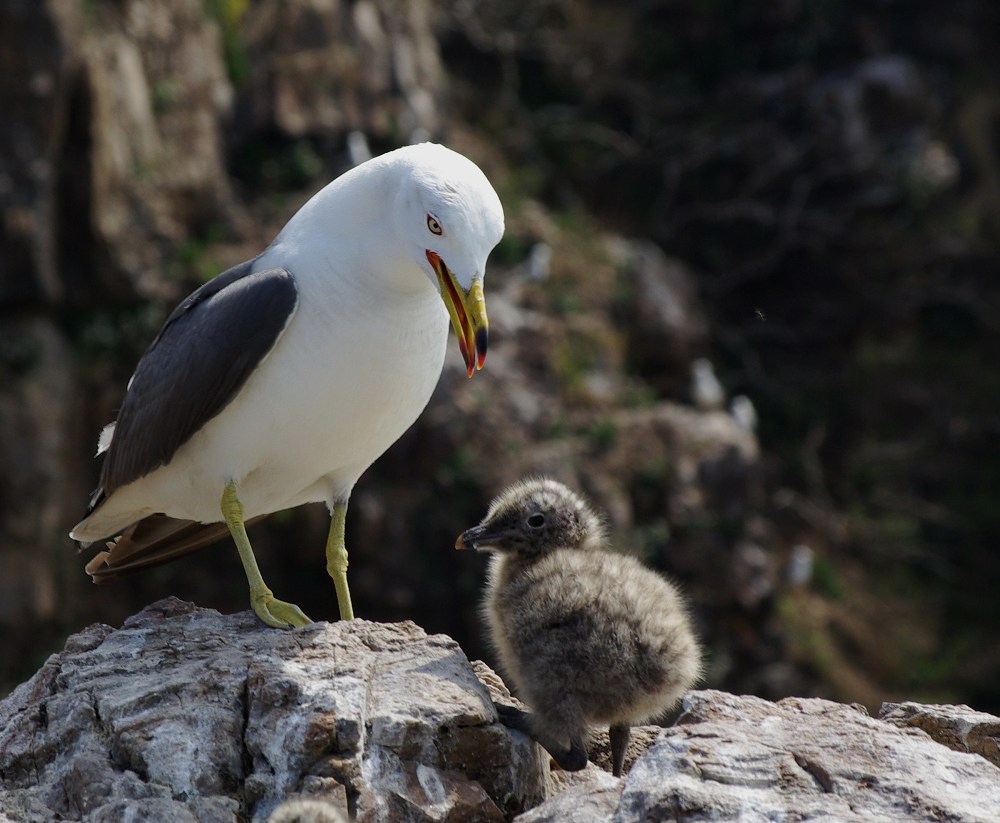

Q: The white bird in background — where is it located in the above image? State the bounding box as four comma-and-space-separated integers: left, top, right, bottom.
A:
71, 143, 505, 628
691, 357, 725, 411
730, 394, 758, 432
526, 241, 552, 282
345, 130, 372, 167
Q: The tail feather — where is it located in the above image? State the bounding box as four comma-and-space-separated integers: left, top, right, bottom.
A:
84, 514, 266, 583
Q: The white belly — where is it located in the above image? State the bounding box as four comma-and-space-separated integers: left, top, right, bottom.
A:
108, 281, 449, 524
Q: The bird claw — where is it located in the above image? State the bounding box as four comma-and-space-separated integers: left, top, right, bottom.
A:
251, 590, 312, 629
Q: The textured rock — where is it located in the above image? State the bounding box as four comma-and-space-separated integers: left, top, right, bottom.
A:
0, 319, 78, 625
0, 0, 242, 667
880, 700, 1000, 768
0, 598, 545, 822
612, 690, 1000, 822
0, 0, 239, 308
615, 241, 709, 395
4, 606, 1000, 822
0, 0, 83, 305
517, 692, 1000, 822
515, 770, 621, 823
241, 0, 446, 140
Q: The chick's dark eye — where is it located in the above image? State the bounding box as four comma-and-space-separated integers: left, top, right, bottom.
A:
426, 214, 443, 235
527, 513, 545, 529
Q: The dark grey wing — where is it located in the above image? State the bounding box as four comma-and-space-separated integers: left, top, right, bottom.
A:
92, 261, 298, 509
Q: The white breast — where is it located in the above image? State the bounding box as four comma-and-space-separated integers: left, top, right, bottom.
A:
106, 261, 448, 525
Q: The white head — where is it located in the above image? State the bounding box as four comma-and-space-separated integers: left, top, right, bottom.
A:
277, 142, 504, 377
388, 143, 505, 376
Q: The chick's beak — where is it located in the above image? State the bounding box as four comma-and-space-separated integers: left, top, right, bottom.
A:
456, 522, 506, 552
455, 528, 475, 551
426, 250, 488, 378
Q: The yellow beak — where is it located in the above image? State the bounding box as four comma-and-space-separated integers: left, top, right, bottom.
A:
426, 251, 488, 378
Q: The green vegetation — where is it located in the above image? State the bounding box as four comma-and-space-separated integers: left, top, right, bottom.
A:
170, 223, 226, 284
0, 334, 43, 379
151, 79, 180, 113
69, 304, 165, 364
586, 417, 618, 449
809, 554, 844, 602
232, 138, 325, 192
203, 0, 250, 86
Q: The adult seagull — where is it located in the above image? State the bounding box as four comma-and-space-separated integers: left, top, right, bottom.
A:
71, 142, 504, 628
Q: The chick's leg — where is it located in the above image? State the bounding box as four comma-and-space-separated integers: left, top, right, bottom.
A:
609, 722, 631, 777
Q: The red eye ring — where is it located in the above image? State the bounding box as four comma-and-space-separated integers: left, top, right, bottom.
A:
427, 214, 443, 236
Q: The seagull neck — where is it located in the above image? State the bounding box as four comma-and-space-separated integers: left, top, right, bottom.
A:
273, 161, 431, 304
294, 165, 392, 247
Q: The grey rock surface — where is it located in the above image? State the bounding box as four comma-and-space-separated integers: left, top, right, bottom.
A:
241, 0, 447, 140
515, 769, 621, 823
4, 601, 1000, 822
880, 699, 1000, 767
0, 598, 545, 822
614, 690, 1000, 822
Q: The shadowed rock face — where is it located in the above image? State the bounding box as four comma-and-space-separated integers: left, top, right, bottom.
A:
2, 600, 1000, 822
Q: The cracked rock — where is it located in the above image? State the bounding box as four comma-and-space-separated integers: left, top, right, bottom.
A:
0, 598, 545, 822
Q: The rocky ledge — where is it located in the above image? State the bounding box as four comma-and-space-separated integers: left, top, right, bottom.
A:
1, 598, 998, 822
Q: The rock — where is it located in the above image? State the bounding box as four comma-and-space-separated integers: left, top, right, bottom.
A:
584, 725, 662, 779
514, 770, 621, 823
241, 0, 447, 141
0, 598, 545, 822
594, 401, 760, 531
0, 319, 79, 626
1, 0, 239, 307
614, 690, 1000, 822
614, 241, 709, 394
82, 0, 240, 297
879, 701, 1000, 768
4, 606, 1000, 822
0, 0, 243, 680
0, 0, 83, 306
521, 691, 1000, 822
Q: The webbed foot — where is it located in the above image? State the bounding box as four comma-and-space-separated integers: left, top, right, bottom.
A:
251, 587, 312, 629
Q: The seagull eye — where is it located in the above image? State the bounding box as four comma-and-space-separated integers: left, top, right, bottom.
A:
426, 214, 443, 236
527, 513, 545, 529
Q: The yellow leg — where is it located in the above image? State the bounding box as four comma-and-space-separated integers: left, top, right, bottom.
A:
221, 480, 311, 629
325, 498, 354, 621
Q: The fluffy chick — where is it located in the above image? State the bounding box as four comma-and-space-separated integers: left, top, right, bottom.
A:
457, 477, 702, 776
267, 797, 347, 823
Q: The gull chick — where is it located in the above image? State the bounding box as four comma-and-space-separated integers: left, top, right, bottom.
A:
457, 478, 702, 776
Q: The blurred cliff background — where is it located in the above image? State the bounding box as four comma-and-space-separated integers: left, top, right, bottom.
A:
2, 0, 998, 713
